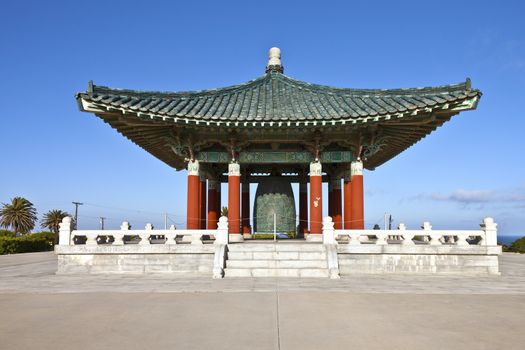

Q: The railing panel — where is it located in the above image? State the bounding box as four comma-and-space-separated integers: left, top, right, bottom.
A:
323, 217, 497, 247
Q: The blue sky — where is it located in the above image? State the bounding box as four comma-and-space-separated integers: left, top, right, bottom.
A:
0, 0, 523, 235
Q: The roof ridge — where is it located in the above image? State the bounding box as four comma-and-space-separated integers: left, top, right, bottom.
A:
80, 74, 478, 100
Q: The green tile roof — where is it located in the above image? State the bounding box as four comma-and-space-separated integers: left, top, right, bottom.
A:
77, 72, 481, 127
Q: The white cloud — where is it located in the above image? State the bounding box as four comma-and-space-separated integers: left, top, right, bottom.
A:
418, 187, 525, 206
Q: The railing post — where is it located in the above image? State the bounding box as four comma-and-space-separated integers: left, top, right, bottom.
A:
322, 216, 336, 245
375, 230, 388, 245
165, 225, 177, 245
399, 223, 414, 245
140, 223, 153, 245
191, 231, 204, 245
85, 232, 97, 246
58, 217, 72, 246
113, 221, 129, 245
215, 216, 229, 245
480, 217, 498, 246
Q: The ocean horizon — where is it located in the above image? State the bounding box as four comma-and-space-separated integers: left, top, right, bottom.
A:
498, 235, 524, 246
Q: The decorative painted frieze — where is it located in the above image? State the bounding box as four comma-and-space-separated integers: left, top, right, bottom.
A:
196, 151, 352, 164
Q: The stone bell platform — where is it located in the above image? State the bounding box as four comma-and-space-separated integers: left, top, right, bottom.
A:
54, 216, 502, 278
55, 244, 215, 275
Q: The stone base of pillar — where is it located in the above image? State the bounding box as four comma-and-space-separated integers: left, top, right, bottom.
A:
242, 233, 253, 239
305, 234, 323, 242
229, 234, 244, 243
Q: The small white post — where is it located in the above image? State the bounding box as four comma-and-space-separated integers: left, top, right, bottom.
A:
480, 217, 498, 246
113, 221, 129, 245
140, 223, 153, 245
421, 221, 436, 245
399, 223, 414, 246
322, 216, 336, 245
165, 224, 177, 245
58, 216, 72, 246
215, 216, 229, 245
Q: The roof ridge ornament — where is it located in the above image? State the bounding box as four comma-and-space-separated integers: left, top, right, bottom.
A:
266, 47, 284, 74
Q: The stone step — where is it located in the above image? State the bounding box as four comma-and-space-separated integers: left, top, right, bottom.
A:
227, 243, 325, 252
226, 259, 327, 269
224, 268, 329, 278
227, 251, 327, 260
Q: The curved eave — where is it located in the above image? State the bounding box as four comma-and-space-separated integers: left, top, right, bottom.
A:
77, 93, 480, 128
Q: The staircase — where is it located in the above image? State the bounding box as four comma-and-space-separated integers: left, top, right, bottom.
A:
224, 242, 329, 277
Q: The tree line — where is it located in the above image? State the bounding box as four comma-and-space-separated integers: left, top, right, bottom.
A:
0, 197, 71, 245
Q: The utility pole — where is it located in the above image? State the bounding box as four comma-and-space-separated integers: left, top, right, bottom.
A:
72, 202, 83, 229
384, 213, 393, 230
164, 213, 168, 230
99, 217, 106, 230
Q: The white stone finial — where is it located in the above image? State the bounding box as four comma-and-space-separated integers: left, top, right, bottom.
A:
268, 47, 281, 65
266, 47, 283, 73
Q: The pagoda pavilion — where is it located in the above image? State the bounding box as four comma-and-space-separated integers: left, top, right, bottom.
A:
76, 48, 481, 243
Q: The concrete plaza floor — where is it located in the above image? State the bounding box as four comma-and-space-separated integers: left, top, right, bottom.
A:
1, 252, 524, 349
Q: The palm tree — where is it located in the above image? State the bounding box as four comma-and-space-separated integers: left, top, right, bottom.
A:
0, 197, 38, 234
41, 209, 71, 244
221, 206, 228, 217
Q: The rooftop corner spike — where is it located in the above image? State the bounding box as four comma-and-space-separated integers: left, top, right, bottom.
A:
266, 47, 284, 73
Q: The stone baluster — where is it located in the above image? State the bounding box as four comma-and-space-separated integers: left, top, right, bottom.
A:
348, 231, 362, 245
113, 221, 129, 245
423, 222, 441, 246
85, 231, 97, 246
375, 231, 388, 245
191, 231, 203, 245
456, 232, 469, 246
215, 216, 229, 245
165, 225, 177, 245
480, 217, 498, 246
140, 223, 153, 245
399, 223, 415, 246
420, 222, 431, 244
322, 216, 336, 245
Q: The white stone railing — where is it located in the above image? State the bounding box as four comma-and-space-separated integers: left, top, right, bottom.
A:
322, 216, 498, 246
58, 216, 229, 246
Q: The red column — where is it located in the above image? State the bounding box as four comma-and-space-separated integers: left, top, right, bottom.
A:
350, 160, 364, 229
343, 166, 352, 229
207, 180, 219, 230
242, 181, 251, 236
299, 181, 308, 237
200, 177, 207, 229
228, 162, 243, 241
309, 162, 323, 238
186, 160, 200, 229
217, 182, 222, 218
332, 178, 342, 229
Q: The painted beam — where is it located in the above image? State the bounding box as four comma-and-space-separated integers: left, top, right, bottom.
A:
197, 151, 353, 164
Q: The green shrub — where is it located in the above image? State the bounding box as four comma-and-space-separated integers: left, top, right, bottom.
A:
507, 236, 525, 253
0, 230, 15, 238
0, 232, 54, 255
